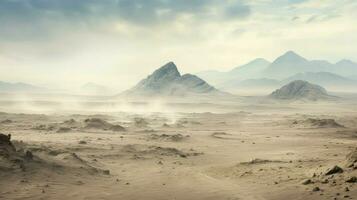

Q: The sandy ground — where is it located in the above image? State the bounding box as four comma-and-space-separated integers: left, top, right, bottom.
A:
0, 96, 357, 200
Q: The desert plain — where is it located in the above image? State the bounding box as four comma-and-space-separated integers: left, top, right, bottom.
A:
0, 94, 356, 200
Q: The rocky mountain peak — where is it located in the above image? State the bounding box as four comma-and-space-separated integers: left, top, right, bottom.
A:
124, 62, 222, 96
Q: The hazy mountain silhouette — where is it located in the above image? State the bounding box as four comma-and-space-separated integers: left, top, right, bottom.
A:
197, 58, 271, 85
283, 72, 357, 87
263, 51, 357, 79
196, 51, 357, 93
0, 81, 45, 93
263, 51, 313, 79
332, 59, 357, 77
124, 62, 222, 96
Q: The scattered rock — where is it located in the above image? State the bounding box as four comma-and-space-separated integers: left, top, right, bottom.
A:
325, 166, 343, 175
177, 119, 201, 125
346, 176, 357, 183
78, 140, 87, 145
345, 148, 357, 168
149, 134, 188, 142
0, 133, 12, 146
75, 181, 85, 185
211, 132, 231, 139
0, 133, 36, 171
292, 118, 344, 128
32, 124, 56, 131
56, 127, 72, 133
25, 150, 33, 160
63, 119, 76, 124
0, 133, 16, 159
240, 158, 284, 165
302, 179, 313, 185
137, 129, 156, 133
110, 125, 126, 132
0, 119, 13, 124
120, 144, 202, 158
84, 118, 125, 132
162, 123, 171, 128
321, 179, 329, 184
312, 187, 320, 192
134, 118, 149, 128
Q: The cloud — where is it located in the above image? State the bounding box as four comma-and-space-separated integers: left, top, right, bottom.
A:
287, 0, 309, 4
305, 14, 341, 23
0, 0, 251, 41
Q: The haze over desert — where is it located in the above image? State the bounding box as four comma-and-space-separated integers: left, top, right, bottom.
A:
1, 0, 357, 200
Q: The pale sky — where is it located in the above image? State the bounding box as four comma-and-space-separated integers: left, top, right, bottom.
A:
0, 0, 356, 92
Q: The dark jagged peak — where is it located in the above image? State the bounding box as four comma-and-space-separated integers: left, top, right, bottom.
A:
124, 62, 223, 96
269, 80, 334, 101
130, 62, 181, 93
149, 61, 181, 81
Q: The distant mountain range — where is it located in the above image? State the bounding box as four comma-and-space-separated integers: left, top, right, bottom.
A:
2, 51, 357, 96
122, 62, 224, 97
0, 81, 46, 93
197, 58, 271, 86
263, 51, 357, 79
0, 81, 116, 95
283, 72, 356, 87
197, 51, 357, 93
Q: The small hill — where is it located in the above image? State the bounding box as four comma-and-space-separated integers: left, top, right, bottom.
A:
123, 62, 222, 97
269, 80, 334, 101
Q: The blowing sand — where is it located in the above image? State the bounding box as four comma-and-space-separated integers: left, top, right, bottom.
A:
0, 97, 356, 200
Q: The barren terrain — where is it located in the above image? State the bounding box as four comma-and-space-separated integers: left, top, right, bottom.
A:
0, 96, 356, 200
